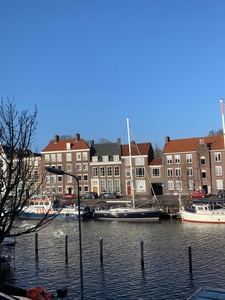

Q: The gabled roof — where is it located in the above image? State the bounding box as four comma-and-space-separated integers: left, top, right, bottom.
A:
91, 142, 121, 161
163, 135, 224, 153
122, 142, 151, 156
42, 138, 89, 152
150, 158, 162, 166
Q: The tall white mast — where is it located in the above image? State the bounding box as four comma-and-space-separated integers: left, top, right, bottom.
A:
220, 99, 225, 149
126, 118, 135, 208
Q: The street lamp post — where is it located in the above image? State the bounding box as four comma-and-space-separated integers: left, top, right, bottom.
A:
45, 167, 84, 299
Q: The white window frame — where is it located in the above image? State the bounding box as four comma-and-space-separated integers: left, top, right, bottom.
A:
215, 166, 222, 176
215, 152, 221, 162
168, 181, 174, 190
186, 154, 192, 164
174, 155, 180, 164
135, 157, 144, 165
167, 168, 173, 177
216, 179, 223, 190
167, 155, 172, 164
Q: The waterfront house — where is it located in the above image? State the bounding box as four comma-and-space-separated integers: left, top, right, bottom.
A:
162, 135, 225, 196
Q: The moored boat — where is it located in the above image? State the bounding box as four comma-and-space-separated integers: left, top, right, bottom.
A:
19, 195, 93, 220
179, 201, 225, 223
94, 200, 160, 221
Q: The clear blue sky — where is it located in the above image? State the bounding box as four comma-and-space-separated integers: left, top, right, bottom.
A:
1, 0, 225, 152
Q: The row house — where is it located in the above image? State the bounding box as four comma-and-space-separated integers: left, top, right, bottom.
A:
41, 134, 154, 198
149, 158, 163, 195
121, 141, 154, 197
162, 135, 225, 196
41, 134, 90, 197
90, 138, 122, 195
0, 145, 41, 197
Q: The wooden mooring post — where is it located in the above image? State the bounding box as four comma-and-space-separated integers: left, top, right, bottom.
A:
188, 245, 192, 274
100, 237, 103, 265
35, 233, 38, 258
65, 235, 68, 262
140, 239, 144, 269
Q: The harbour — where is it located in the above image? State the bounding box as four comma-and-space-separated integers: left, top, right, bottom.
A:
7, 216, 225, 299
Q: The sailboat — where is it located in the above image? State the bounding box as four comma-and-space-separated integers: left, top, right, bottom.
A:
93, 118, 161, 221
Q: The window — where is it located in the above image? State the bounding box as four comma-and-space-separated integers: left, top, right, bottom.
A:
51, 154, 56, 162
168, 181, 174, 190
175, 168, 181, 177
113, 155, 119, 162
152, 168, 160, 177
46, 176, 50, 183
67, 164, 71, 172
92, 156, 98, 163
107, 179, 113, 193
82, 152, 88, 161
100, 167, 105, 176
188, 180, 194, 190
107, 166, 112, 176
187, 167, 193, 177
167, 155, 172, 164
45, 155, 50, 163
215, 166, 222, 176
216, 180, 223, 190
114, 179, 120, 193
66, 143, 71, 150
77, 175, 82, 181
126, 169, 131, 177
58, 187, 62, 193
67, 175, 72, 183
51, 176, 56, 184
176, 180, 182, 190
58, 176, 62, 182
57, 154, 62, 162
175, 155, 180, 164
76, 153, 81, 161
136, 180, 146, 192
125, 158, 131, 166
66, 153, 71, 161
100, 180, 106, 192
167, 168, 173, 177
83, 175, 88, 182
201, 156, 206, 165
186, 154, 192, 163
102, 156, 108, 162
83, 163, 88, 171
114, 166, 120, 176
136, 167, 145, 178
84, 186, 88, 192
34, 171, 38, 180
76, 164, 81, 171
215, 152, 221, 162
135, 157, 144, 165
202, 170, 206, 179
92, 167, 98, 177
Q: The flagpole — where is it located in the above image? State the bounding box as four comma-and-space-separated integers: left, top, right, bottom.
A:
220, 99, 225, 149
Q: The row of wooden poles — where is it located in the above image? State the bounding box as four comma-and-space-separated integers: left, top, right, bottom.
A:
35, 233, 193, 273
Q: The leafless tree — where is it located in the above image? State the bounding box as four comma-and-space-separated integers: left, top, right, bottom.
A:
0, 98, 57, 244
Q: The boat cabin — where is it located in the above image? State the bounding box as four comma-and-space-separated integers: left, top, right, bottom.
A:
185, 204, 212, 213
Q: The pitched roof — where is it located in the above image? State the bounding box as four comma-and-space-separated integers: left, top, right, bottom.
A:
42, 138, 89, 152
122, 142, 151, 156
163, 136, 224, 153
91, 142, 121, 161
150, 158, 162, 166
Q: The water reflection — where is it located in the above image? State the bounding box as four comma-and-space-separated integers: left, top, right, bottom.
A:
11, 219, 225, 299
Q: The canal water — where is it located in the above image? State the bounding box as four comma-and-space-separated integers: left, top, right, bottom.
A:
9, 218, 225, 299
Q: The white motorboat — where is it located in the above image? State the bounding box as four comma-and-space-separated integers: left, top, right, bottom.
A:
179, 201, 225, 223
19, 195, 93, 220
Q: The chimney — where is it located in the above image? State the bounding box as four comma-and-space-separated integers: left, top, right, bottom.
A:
75, 133, 80, 142
117, 138, 121, 145
54, 135, 59, 143
165, 136, 170, 143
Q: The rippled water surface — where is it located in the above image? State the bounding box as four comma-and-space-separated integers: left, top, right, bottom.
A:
10, 219, 225, 299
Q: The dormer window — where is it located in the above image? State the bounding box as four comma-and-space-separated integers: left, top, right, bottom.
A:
102, 156, 108, 162
66, 143, 71, 150
113, 155, 119, 162
92, 156, 98, 163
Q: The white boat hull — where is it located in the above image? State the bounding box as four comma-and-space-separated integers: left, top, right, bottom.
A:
180, 207, 225, 223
